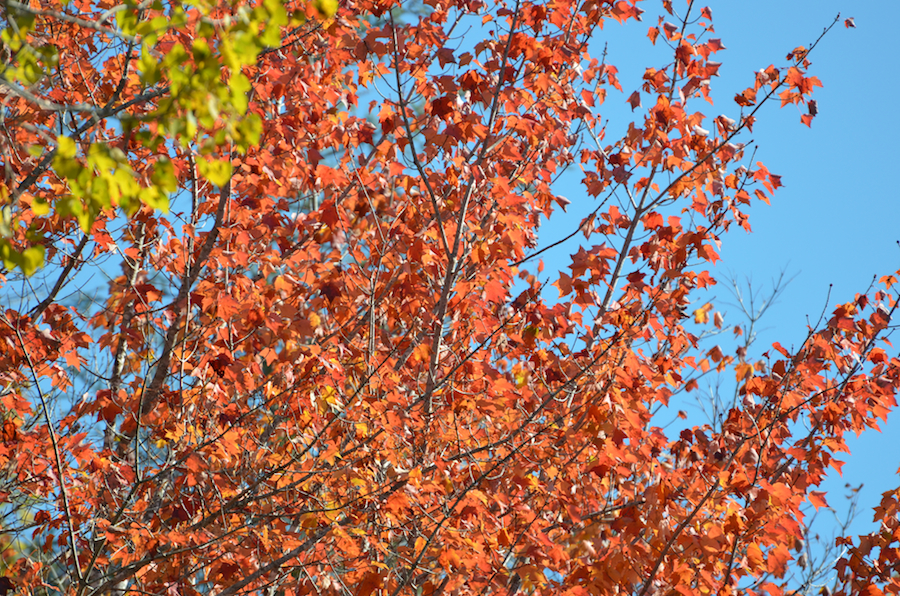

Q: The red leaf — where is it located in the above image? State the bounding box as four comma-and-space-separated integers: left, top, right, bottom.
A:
356, 572, 384, 596
663, 22, 679, 40
734, 88, 756, 106
0, 578, 13, 596
216, 294, 241, 320
389, 161, 405, 177
809, 490, 829, 511
483, 279, 507, 303
627, 90, 641, 111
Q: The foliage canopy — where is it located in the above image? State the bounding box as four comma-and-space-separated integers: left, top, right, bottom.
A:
0, 0, 897, 595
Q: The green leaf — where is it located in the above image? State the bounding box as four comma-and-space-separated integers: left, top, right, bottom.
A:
112, 166, 140, 203
191, 38, 212, 62
0, 239, 15, 270
260, 24, 281, 49
35, 45, 58, 68
135, 15, 171, 46
162, 42, 187, 69
91, 175, 113, 209
58, 196, 91, 231
197, 21, 215, 38
256, 0, 288, 48
56, 135, 77, 159
197, 156, 233, 187
20, 245, 44, 276
0, 206, 12, 238
231, 29, 261, 66
88, 143, 118, 172
264, 0, 289, 25
314, 0, 338, 17
229, 72, 251, 114
0, 240, 44, 276
152, 158, 177, 194
185, 111, 199, 139
137, 47, 160, 85
1, 29, 23, 52
118, 8, 138, 35
140, 187, 170, 212
118, 192, 139, 216
234, 113, 262, 153
220, 37, 239, 72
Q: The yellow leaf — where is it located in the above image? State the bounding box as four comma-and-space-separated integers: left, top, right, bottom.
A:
693, 302, 713, 324
414, 536, 426, 553
31, 197, 50, 216
56, 135, 77, 159
313, 0, 338, 17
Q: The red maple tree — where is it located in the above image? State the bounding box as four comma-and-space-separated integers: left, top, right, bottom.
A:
0, 0, 896, 595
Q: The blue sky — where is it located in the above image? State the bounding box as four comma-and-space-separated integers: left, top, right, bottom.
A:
532, 0, 900, 544
709, 1, 899, 539
710, 0, 900, 544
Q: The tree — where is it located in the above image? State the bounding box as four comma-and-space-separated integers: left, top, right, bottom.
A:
0, 0, 896, 594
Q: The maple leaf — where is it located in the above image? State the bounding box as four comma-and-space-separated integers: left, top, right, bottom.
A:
693, 303, 712, 324
483, 279, 507, 303
627, 90, 642, 111
735, 88, 757, 106
809, 490, 829, 510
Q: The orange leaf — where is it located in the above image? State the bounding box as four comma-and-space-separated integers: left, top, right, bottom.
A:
808, 490, 829, 511
746, 543, 764, 569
